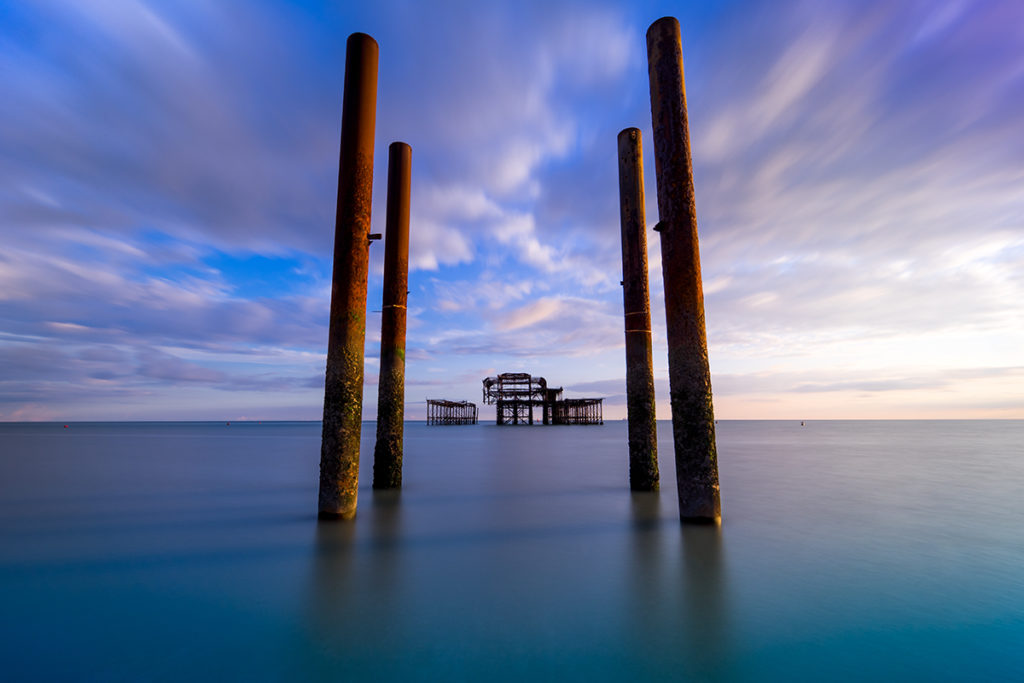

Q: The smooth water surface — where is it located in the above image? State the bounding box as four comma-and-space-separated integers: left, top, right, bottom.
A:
2, 420, 1023, 680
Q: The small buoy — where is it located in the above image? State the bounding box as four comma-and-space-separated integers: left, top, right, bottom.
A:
226, 422, 230, 426
63, 424, 68, 429
800, 421, 805, 426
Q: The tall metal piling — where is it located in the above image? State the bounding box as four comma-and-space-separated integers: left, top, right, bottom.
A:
617, 127, 659, 491
318, 33, 379, 519
646, 17, 721, 522
373, 142, 411, 489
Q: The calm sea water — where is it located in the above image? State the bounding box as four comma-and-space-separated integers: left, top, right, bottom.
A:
1, 420, 1022, 681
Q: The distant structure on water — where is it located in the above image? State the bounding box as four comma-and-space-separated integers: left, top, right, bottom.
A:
481, 373, 603, 425
426, 399, 478, 425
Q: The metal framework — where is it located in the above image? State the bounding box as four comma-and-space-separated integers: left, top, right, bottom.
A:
482, 372, 603, 425
552, 398, 604, 425
426, 399, 478, 425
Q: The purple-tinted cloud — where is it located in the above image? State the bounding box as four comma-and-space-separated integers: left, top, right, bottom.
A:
1, 0, 1021, 419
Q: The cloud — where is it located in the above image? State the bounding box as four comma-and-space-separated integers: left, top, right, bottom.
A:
136, 348, 227, 384
407, 184, 486, 270
701, 23, 836, 163
2, 0, 1022, 419
428, 275, 537, 313
417, 294, 622, 362
372, 3, 635, 282
712, 365, 1024, 397
495, 298, 564, 331
0, 1, 341, 251
669, 0, 1024, 373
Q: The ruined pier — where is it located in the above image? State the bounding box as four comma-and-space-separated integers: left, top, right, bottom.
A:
482, 373, 603, 425
426, 399, 478, 425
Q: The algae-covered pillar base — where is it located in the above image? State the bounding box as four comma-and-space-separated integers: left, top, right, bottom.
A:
373, 142, 411, 489
646, 17, 721, 522
617, 127, 659, 492
318, 32, 379, 520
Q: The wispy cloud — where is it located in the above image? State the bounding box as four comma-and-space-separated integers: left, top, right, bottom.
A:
1, 0, 1021, 419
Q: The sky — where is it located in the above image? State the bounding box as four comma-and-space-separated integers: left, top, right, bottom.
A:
1, 0, 1022, 421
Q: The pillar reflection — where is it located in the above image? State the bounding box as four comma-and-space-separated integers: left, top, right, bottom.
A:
305, 490, 404, 668
627, 494, 731, 678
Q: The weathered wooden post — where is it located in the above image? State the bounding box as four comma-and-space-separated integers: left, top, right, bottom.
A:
617, 127, 659, 492
646, 17, 721, 522
373, 142, 411, 489
318, 32, 379, 520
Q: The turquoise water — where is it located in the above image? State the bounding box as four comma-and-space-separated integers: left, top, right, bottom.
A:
1, 420, 1023, 680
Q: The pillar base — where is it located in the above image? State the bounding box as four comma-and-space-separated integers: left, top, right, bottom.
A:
679, 515, 721, 525
318, 509, 357, 521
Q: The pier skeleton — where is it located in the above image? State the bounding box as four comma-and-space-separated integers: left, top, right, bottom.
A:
482, 373, 603, 425
426, 399, 478, 425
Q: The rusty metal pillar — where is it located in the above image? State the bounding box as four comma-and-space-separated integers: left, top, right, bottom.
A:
373, 142, 411, 489
646, 17, 721, 522
617, 127, 660, 492
318, 32, 379, 520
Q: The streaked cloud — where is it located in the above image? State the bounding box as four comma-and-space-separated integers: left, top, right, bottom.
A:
1, 0, 1021, 420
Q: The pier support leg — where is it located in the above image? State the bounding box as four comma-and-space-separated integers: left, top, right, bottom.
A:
617, 127, 659, 492
373, 142, 411, 489
318, 33, 379, 520
646, 17, 721, 522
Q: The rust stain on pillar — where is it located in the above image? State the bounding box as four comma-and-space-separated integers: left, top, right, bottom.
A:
318, 32, 379, 520
646, 17, 721, 522
617, 127, 659, 492
373, 142, 411, 489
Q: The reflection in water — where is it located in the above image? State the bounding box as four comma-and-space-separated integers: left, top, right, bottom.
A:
307, 514, 356, 644
680, 522, 729, 677
365, 490, 404, 600
4, 421, 1024, 679
628, 493, 730, 679
629, 491, 662, 533
305, 490, 403, 672
628, 492, 663, 610
626, 492, 664, 676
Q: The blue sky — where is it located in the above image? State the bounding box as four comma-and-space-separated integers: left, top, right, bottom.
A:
1, 0, 1021, 421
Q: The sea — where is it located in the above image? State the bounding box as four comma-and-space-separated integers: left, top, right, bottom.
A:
1, 420, 1022, 681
